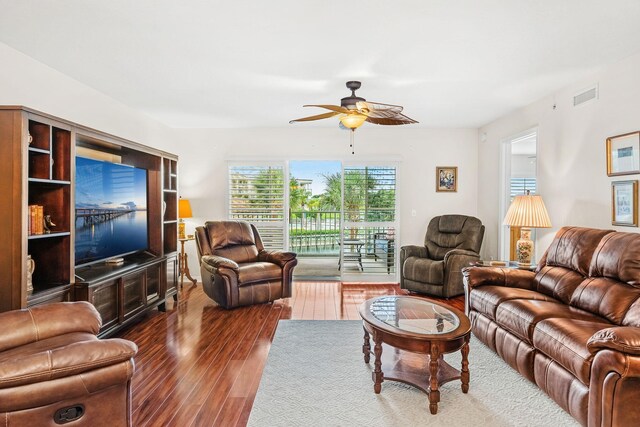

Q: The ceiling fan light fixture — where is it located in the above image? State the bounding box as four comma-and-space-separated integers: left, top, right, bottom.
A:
339, 113, 367, 129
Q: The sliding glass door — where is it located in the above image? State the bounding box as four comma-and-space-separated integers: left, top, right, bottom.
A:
340, 164, 398, 282
227, 161, 400, 282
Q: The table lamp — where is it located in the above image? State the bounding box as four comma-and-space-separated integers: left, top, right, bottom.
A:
178, 198, 192, 239
503, 190, 551, 266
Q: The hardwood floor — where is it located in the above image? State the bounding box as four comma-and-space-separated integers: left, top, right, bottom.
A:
115, 281, 464, 426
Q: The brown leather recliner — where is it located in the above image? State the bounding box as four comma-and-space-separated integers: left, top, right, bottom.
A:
400, 214, 484, 297
464, 226, 640, 426
195, 220, 298, 309
0, 301, 137, 426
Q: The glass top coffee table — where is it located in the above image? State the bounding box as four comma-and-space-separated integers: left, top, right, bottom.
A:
358, 295, 471, 414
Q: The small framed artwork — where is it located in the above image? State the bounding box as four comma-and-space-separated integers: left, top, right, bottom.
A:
611, 180, 638, 226
436, 166, 457, 192
607, 131, 640, 176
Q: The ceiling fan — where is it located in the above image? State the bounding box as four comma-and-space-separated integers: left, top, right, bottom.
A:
289, 81, 418, 131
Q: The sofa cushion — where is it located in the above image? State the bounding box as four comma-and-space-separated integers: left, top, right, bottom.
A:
533, 318, 612, 385
469, 286, 557, 320
206, 220, 256, 249
237, 262, 281, 285
534, 265, 586, 304
403, 257, 444, 284
495, 299, 603, 344
540, 226, 614, 276
589, 231, 640, 285
570, 277, 640, 326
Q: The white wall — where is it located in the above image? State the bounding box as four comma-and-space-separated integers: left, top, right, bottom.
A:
177, 127, 479, 277
478, 51, 640, 260
0, 42, 175, 150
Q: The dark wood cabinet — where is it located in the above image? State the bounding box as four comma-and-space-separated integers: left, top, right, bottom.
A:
74, 255, 172, 337
0, 106, 180, 332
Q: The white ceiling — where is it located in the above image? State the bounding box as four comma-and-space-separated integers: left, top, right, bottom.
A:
1, 1, 640, 129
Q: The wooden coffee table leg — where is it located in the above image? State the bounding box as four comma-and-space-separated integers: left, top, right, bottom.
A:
362, 328, 371, 363
429, 345, 441, 414
373, 333, 383, 394
461, 335, 470, 393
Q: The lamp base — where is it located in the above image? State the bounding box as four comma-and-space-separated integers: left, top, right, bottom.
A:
178, 220, 186, 239
516, 227, 533, 266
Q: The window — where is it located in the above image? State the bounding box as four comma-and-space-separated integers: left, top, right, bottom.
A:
509, 177, 536, 200
228, 164, 286, 249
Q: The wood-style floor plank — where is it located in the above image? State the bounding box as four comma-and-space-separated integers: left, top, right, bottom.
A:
115, 281, 464, 426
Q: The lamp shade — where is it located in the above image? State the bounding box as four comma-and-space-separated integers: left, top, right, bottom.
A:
178, 198, 193, 219
339, 113, 367, 130
503, 193, 551, 228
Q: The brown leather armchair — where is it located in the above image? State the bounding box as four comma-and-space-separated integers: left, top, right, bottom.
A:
400, 214, 484, 297
195, 220, 298, 309
0, 301, 137, 426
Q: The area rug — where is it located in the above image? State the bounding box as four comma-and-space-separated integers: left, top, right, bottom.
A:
248, 320, 578, 427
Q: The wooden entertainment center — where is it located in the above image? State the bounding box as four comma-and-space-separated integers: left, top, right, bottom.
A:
0, 106, 179, 337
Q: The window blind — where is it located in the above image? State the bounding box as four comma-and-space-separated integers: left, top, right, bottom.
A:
228, 165, 285, 249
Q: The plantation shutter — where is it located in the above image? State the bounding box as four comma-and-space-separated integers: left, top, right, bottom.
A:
341, 166, 397, 276
510, 178, 537, 200
228, 164, 286, 249
342, 166, 396, 222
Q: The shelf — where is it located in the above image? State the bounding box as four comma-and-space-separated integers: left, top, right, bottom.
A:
163, 189, 177, 193
28, 147, 50, 155
28, 231, 71, 240
164, 220, 178, 224
28, 178, 71, 185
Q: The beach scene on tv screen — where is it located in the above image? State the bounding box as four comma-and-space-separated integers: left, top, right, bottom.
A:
75, 157, 148, 265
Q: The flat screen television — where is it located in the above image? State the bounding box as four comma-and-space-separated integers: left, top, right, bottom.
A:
75, 156, 149, 266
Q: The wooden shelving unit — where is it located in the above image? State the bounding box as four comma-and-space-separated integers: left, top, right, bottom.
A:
162, 157, 179, 300
0, 106, 179, 328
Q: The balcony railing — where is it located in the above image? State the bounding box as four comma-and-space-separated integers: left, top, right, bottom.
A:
289, 210, 340, 255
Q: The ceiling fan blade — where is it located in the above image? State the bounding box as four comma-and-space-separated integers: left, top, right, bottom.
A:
356, 101, 406, 119
365, 114, 419, 125
304, 104, 351, 114
289, 111, 341, 123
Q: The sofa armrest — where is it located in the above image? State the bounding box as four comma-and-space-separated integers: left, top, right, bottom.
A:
587, 326, 640, 355
444, 249, 480, 265
462, 266, 536, 291
400, 245, 428, 260
258, 250, 297, 267
0, 338, 137, 389
201, 255, 239, 271
0, 302, 101, 353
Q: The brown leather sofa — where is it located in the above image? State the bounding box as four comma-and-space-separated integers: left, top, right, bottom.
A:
0, 301, 137, 426
195, 220, 298, 309
401, 214, 484, 297
464, 226, 640, 426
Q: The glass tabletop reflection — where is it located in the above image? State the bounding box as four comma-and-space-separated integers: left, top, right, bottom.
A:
369, 296, 460, 335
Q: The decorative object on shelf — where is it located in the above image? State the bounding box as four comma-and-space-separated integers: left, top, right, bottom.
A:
436, 166, 458, 192
43, 215, 56, 234
611, 180, 638, 226
503, 190, 552, 266
27, 133, 33, 145
607, 131, 640, 176
289, 81, 418, 154
162, 201, 167, 219
26, 255, 35, 296
178, 198, 193, 239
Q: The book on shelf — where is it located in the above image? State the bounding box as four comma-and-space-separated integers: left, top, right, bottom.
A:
28, 205, 44, 235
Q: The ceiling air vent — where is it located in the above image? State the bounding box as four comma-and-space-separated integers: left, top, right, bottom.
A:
573, 84, 598, 107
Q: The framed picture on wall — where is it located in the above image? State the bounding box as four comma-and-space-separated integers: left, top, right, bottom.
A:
607, 131, 640, 176
611, 180, 638, 226
436, 166, 457, 192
